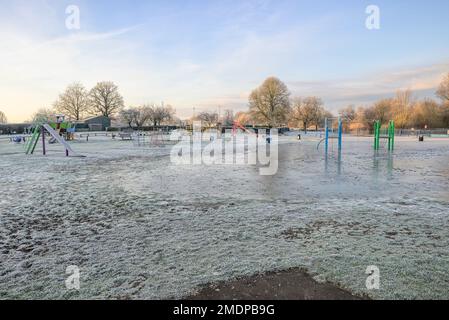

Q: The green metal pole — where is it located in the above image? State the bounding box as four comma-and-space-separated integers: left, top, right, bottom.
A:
374, 121, 380, 150
390, 120, 395, 151
388, 121, 391, 151
377, 120, 382, 150
25, 125, 41, 155
377, 121, 380, 150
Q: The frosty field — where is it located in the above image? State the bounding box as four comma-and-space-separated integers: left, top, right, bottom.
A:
0, 135, 449, 299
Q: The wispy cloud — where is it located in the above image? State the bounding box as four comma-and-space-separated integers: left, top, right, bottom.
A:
288, 62, 449, 110
0, 25, 140, 59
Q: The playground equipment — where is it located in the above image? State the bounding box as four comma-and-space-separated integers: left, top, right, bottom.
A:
24, 124, 78, 156
24, 115, 81, 157
49, 115, 76, 141
133, 130, 176, 147
232, 121, 256, 136
11, 136, 25, 143
232, 121, 274, 143
317, 117, 343, 153
374, 120, 395, 151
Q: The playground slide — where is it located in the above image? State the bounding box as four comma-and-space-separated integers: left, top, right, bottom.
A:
42, 124, 76, 155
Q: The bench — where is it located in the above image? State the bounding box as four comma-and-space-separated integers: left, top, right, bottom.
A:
118, 132, 133, 140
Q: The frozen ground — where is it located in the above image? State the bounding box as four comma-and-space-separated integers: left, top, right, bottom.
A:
0, 134, 448, 299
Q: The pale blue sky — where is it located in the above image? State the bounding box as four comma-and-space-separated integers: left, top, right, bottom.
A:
1, 0, 448, 121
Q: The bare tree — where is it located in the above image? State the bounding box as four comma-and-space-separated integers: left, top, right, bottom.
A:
195, 111, 219, 128
436, 73, 449, 102
352, 106, 373, 130
168, 115, 183, 126
54, 82, 89, 120
317, 108, 334, 130
133, 105, 153, 128
392, 89, 414, 129
234, 111, 252, 126
410, 98, 442, 129
148, 104, 175, 127
89, 82, 124, 118
339, 105, 356, 123
290, 96, 324, 132
31, 108, 54, 124
290, 97, 309, 130
119, 108, 139, 128
249, 77, 291, 127
0, 110, 7, 124
120, 105, 171, 128
312, 102, 328, 131
222, 109, 235, 126
372, 98, 393, 125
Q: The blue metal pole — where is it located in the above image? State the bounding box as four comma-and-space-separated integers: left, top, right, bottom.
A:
325, 118, 329, 153
338, 117, 342, 151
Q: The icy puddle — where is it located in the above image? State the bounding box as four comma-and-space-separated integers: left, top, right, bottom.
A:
0, 136, 449, 299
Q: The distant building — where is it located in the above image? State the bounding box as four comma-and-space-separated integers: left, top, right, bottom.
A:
75, 116, 111, 131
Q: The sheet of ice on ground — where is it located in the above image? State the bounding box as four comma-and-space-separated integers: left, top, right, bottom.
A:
0, 136, 448, 299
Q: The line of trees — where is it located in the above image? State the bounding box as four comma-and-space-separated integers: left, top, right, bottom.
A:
291, 97, 333, 132
236, 73, 449, 131
340, 73, 449, 130
4, 71, 449, 131
188, 109, 234, 128
29, 81, 125, 123
119, 104, 176, 128
29, 82, 177, 128
53, 81, 124, 120
237, 76, 333, 131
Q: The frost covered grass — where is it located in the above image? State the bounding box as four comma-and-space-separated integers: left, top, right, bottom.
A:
0, 135, 449, 299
